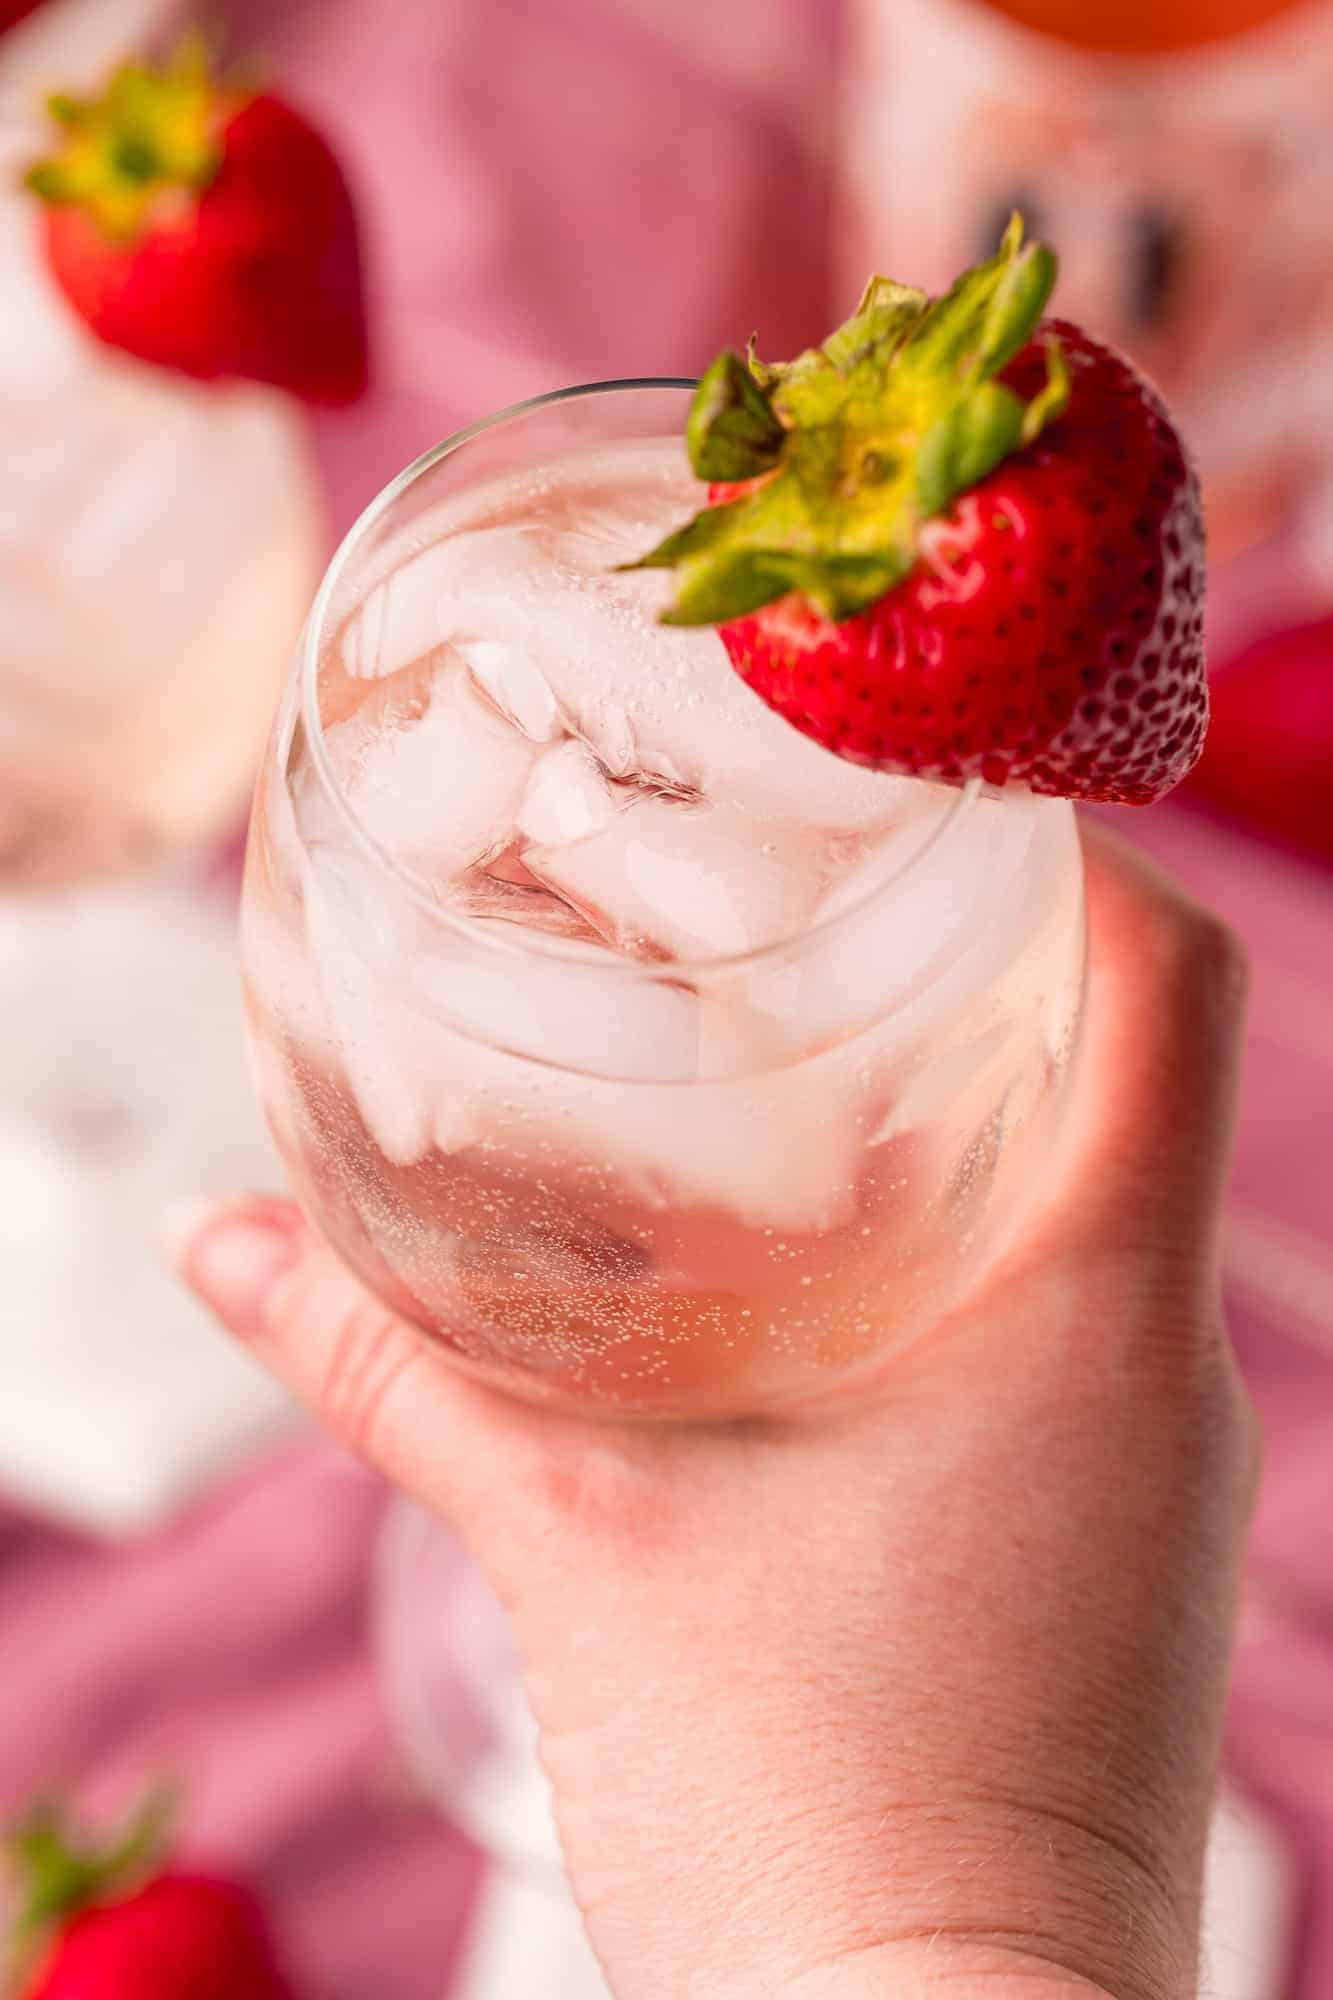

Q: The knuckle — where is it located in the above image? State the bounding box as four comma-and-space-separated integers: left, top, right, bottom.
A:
1161, 899, 1250, 1022
1172, 1339, 1262, 1530
1191, 907, 1250, 1013
319, 1290, 420, 1458
1221, 1361, 1264, 1526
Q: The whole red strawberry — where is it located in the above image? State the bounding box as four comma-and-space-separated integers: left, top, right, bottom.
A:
631, 218, 1206, 805
24, 39, 367, 405
5, 1797, 297, 1999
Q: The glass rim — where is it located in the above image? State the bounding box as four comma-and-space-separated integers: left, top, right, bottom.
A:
299, 377, 979, 983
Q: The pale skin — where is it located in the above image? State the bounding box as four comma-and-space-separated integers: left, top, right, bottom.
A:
169, 823, 1256, 2000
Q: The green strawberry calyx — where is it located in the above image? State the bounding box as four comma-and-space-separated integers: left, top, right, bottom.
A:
3, 1789, 176, 1989
626, 214, 1070, 627
23, 36, 236, 244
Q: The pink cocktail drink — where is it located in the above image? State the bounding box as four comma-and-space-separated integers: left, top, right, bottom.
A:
244, 385, 1085, 1419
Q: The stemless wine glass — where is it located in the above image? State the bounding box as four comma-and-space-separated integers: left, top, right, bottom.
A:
240, 379, 1086, 1977
245, 380, 1085, 1421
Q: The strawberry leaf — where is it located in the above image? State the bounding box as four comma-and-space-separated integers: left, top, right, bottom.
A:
629, 214, 1069, 627
916, 383, 1025, 518
4, 1789, 177, 1986
24, 35, 227, 242
685, 351, 785, 482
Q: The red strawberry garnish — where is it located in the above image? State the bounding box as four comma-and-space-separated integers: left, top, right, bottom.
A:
629, 217, 1206, 805
24, 39, 368, 405
5, 1794, 297, 1999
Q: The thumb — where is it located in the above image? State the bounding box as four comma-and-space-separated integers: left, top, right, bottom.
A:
163, 1194, 529, 1518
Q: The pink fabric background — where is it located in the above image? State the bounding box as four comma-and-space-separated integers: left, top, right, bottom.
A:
2, 4, 1331, 1996
0, 1450, 481, 1998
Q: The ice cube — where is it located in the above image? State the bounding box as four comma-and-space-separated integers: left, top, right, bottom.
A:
341, 539, 454, 682
516, 740, 616, 846
868, 1018, 1016, 1146
330, 656, 537, 880
525, 793, 833, 960
458, 638, 561, 742
413, 937, 705, 1084
546, 1044, 872, 1234
769, 785, 1039, 1063
302, 849, 442, 1165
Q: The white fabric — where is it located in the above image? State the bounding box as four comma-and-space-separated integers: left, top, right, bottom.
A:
0, 874, 294, 1534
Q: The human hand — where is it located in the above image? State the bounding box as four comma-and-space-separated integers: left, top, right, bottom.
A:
169, 823, 1255, 2000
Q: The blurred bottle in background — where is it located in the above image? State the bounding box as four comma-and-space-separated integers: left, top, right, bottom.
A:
839, 0, 1333, 666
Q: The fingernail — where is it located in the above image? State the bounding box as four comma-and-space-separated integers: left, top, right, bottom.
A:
161, 1195, 304, 1340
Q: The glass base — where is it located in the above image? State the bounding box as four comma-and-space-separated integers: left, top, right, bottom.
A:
375, 1498, 613, 1998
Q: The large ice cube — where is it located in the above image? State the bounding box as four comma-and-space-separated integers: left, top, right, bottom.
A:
547, 1034, 874, 1234
302, 849, 447, 1165
769, 785, 1040, 1063
412, 937, 706, 1085
525, 792, 833, 959
329, 656, 537, 881
516, 740, 616, 846
341, 537, 452, 682
458, 638, 561, 742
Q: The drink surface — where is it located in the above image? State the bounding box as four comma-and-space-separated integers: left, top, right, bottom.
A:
246, 431, 1085, 1416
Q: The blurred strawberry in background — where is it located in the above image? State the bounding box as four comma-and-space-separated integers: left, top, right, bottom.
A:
26, 37, 368, 403
6, 1793, 299, 1999
1188, 618, 1333, 865
967, 0, 1314, 54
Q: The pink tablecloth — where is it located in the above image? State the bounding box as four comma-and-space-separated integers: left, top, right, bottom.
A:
0, 1446, 481, 2000
1119, 802, 1333, 2000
